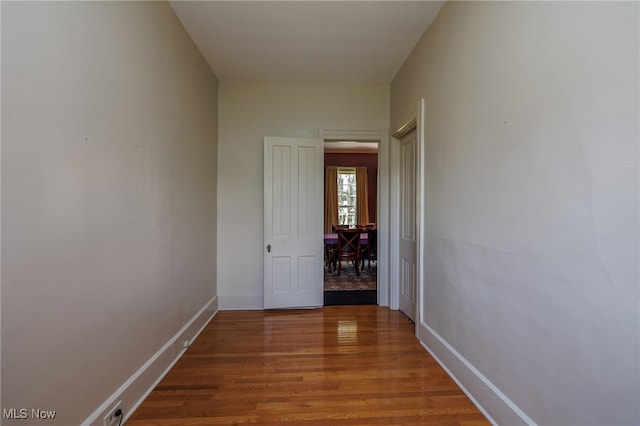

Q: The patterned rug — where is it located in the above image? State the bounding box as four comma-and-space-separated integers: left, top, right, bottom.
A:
324, 261, 377, 291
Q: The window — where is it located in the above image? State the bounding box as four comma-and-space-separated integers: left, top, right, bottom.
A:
337, 168, 357, 227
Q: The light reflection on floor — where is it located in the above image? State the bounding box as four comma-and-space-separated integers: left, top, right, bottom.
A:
337, 320, 358, 352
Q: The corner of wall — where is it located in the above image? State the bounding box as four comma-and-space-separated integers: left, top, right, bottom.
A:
81, 295, 219, 426
417, 321, 535, 426
218, 294, 264, 311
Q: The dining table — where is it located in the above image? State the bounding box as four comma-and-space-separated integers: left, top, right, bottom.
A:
323, 232, 368, 246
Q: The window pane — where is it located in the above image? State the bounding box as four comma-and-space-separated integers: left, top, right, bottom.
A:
337, 171, 356, 227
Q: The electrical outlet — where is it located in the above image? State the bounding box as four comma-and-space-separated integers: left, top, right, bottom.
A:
102, 401, 122, 426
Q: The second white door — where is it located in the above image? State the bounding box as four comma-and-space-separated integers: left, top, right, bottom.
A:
398, 129, 417, 321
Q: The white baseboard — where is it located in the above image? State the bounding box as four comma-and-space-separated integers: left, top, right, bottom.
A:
219, 293, 264, 310
417, 320, 536, 426
81, 295, 219, 426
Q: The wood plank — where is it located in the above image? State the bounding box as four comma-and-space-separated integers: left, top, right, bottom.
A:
127, 306, 489, 425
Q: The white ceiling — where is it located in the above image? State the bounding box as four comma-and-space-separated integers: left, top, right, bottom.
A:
169, 1, 445, 83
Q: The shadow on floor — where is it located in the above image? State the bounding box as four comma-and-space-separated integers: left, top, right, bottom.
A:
324, 290, 376, 306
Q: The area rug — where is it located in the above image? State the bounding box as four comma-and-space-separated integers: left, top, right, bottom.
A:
324, 261, 377, 291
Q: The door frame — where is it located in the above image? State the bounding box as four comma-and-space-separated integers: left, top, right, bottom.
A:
390, 99, 426, 330
315, 129, 390, 307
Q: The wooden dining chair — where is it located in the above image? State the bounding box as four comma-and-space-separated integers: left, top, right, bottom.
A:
332, 224, 349, 233
361, 228, 377, 273
334, 228, 361, 276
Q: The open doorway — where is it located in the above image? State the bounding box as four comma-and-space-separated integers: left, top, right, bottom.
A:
323, 140, 379, 305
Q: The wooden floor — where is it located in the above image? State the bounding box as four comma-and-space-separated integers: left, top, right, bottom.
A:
127, 306, 489, 425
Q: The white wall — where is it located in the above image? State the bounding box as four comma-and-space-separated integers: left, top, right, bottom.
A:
1, 2, 218, 425
392, 2, 639, 425
218, 81, 389, 309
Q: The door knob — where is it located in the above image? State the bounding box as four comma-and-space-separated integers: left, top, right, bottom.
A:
267, 244, 271, 253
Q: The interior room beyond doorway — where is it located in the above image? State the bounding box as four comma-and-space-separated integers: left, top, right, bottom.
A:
324, 141, 378, 305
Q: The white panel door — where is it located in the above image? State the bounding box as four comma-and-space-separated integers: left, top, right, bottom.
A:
398, 130, 417, 321
264, 136, 324, 309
